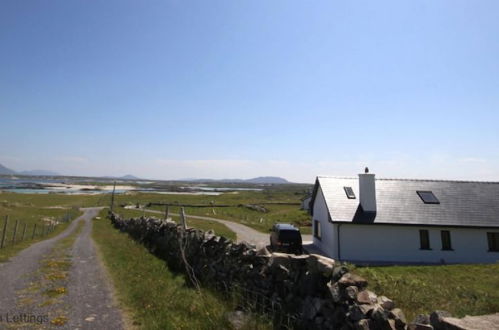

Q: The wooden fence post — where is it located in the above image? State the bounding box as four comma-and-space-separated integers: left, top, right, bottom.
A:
12, 220, 19, 245
32, 224, 37, 239
1, 216, 8, 248
180, 207, 187, 231
22, 223, 27, 241
164, 205, 169, 221
110, 181, 116, 213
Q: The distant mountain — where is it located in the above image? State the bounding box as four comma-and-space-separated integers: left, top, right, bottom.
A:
19, 170, 60, 176
121, 175, 140, 180
0, 163, 16, 175
245, 176, 289, 184
101, 174, 141, 180
181, 176, 290, 184
0, 163, 60, 176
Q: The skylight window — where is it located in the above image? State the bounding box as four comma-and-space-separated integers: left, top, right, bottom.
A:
344, 186, 356, 199
417, 191, 440, 204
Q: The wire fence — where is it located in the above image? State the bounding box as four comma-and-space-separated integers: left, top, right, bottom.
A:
0, 209, 77, 250
220, 281, 300, 329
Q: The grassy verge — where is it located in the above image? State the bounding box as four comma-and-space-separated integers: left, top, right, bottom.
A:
92, 209, 270, 329
115, 207, 237, 241
352, 263, 499, 321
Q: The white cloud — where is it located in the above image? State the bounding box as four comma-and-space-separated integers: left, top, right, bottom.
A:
459, 157, 487, 163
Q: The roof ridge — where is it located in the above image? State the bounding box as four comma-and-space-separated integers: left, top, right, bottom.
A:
317, 175, 357, 179
317, 175, 499, 184
378, 177, 499, 184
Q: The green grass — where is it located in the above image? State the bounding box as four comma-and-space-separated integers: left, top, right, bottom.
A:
0, 186, 311, 258
92, 209, 270, 329
0, 192, 83, 262
115, 207, 237, 241
111, 189, 312, 234
352, 263, 499, 322
1, 184, 313, 235
0, 191, 106, 208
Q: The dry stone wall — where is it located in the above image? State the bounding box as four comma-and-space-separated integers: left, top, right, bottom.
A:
108, 213, 412, 329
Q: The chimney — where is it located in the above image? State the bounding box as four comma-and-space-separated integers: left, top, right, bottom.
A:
359, 168, 376, 212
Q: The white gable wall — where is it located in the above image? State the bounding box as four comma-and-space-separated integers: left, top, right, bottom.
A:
339, 224, 499, 264
312, 186, 338, 259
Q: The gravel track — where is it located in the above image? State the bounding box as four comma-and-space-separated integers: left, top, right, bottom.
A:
0, 208, 124, 329
66, 208, 124, 330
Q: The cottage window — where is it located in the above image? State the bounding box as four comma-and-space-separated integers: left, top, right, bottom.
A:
344, 187, 356, 199
417, 191, 440, 204
441, 230, 452, 250
419, 229, 430, 250
487, 232, 499, 252
314, 220, 321, 239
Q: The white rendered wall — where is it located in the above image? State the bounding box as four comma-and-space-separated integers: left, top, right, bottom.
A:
339, 224, 499, 264
312, 187, 338, 259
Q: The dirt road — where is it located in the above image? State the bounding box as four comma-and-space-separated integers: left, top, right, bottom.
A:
0, 208, 124, 329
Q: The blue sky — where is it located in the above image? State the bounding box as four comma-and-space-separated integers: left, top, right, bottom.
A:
1, 0, 498, 182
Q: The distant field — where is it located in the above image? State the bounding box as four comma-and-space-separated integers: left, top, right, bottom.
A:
0, 184, 312, 244
111, 186, 312, 234
352, 263, 499, 322
115, 207, 237, 241
0, 192, 106, 208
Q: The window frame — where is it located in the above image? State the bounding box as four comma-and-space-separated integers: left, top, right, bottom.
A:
417, 191, 440, 204
441, 230, 453, 251
343, 186, 356, 199
487, 232, 499, 252
419, 229, 431, 250
313, 220, 321, 240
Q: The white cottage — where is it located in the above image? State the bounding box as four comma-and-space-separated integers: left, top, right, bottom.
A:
310, 170, 499, 264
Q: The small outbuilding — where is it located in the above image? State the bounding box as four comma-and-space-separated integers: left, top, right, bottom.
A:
310, 170, 499, 264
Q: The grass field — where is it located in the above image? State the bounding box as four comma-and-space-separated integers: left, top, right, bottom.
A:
110, 188, 312, 234
92, 209, 270, 329
115, 207, 237, 241
352, 263, 499, 322
0, 193, 83, 262
1, 182, 313, 234
0, 187, 310, 260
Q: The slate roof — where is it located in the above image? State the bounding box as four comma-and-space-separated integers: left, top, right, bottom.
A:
311, 176, 499, 228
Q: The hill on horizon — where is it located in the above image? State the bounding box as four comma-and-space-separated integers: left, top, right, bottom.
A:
0, 162, 60, 176
101, 174, 141, 180
0, 163, 16, 175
